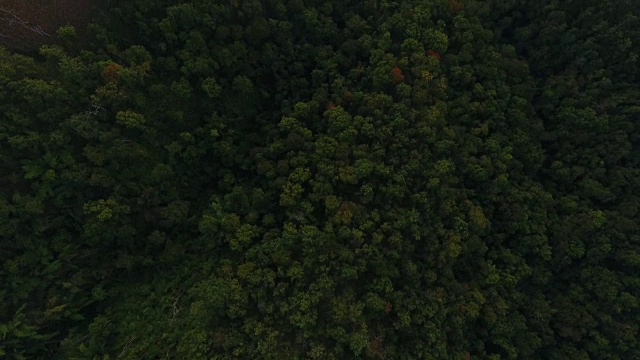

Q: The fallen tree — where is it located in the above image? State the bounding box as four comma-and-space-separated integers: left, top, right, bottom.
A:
0, 0, 94, 50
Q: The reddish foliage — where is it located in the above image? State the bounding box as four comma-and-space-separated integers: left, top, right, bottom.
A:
384, 301, 392, 314
328, 102, 335, 109
449, 0, 465, 13
427, 50, 441, 60
102, 62, 122, 83
366, 336, 386, 359
213, 331, 226, 346
391, 67, 404, 82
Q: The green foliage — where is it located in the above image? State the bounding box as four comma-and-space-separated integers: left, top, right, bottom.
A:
0, 0, 638, 359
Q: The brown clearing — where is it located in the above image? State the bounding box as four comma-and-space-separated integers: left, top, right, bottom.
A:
0, 0, 95, 50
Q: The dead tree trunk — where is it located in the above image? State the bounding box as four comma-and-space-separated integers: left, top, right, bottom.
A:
0, 0, 94, 50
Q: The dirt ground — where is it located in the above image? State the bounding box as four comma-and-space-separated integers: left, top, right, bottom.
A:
0, 0, 95, 50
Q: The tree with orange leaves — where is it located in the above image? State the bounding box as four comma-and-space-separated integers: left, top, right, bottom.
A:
391, 67, 405, 82
427, 49, 441, 60
101, 62, 122, 84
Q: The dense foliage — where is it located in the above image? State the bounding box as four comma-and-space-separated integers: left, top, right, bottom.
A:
1, 0, 638, 358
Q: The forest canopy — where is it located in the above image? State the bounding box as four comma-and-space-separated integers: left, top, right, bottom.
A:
0, 0, 639, 359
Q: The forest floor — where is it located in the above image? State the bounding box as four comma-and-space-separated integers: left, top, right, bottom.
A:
0, 0, 95, 50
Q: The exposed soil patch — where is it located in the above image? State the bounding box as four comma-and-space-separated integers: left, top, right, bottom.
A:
0, 0, 95, 50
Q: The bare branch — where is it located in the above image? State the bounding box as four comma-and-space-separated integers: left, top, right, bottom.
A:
117, 335, 136, 359
0, 7, 51, 37
170, 290, 184, 324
